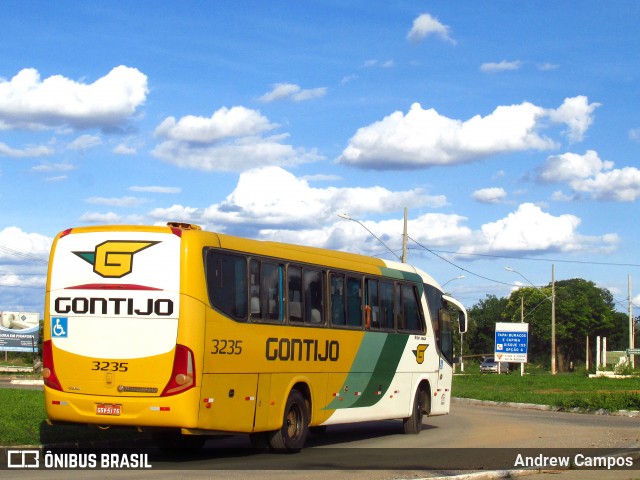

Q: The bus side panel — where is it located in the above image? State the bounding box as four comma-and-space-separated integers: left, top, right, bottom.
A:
429, 365, 453, 415
252, 373, 272, 431
321, 372, 412, 425
198, 373, 258, 432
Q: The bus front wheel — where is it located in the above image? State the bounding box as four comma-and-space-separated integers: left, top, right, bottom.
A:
403, 387, 429, 434
269, 389, 309, 452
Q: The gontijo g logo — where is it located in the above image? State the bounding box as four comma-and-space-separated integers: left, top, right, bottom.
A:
73, 241, 160, 278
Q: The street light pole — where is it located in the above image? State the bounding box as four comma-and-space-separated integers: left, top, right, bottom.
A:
337, 213, 402, 261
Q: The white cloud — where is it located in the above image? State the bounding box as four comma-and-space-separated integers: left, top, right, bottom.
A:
338, 101, 554, 168
260, 211, 471, 256
258, 202, 617, 262
537, 150, 611, 183
0, 141, 52, 158
537, 150, 640, 201
199, 166, 446, 231
546, 96, 600, 142
68, 134, 102, 150
147, 204, 199, 223
629, 127, 640, 143
154, 106, 274, 143
0, 226, 51, 263
538, 62, 559, 71
472, 187, 507, 204
113, 143, 137, 155
0, 66, 148, 130
480, 60, 523, 73
407, 13, 455, 44
80, 212, 142, 225
85, 196, 145, 207
259, 83, 327, 102
462, 203, 618, 256
362, 60, 394, 69
129, 185, 181, 194
153, 106, 323, 171
31, 162, 76, 173
338, 97, 599, 170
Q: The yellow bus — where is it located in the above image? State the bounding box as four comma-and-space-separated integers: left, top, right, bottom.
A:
43, 222, 467, 451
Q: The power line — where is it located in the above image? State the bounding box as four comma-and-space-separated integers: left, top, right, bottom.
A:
412, 245, 640, 268
407, 236, 516, 287
0, 244, 48, 264
0, 283, 44, 289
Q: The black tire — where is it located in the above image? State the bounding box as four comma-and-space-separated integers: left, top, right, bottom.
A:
268, 389, 309, 452
402, 387, 429, 434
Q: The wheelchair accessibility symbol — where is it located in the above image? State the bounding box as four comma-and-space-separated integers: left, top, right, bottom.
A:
51, 317, 68, 338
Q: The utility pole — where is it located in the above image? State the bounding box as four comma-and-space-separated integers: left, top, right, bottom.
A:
630, 274, 635, 368
551, 264, 556, 375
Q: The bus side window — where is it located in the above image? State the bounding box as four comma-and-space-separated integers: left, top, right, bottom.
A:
262, 262, 283, 322
250, 259, 283, 323
250, 259, 261, 317
330, 273, 346, 326
378, 280, 394, 330
346, 276, 363, 327
365, 278, 379, 329
206, 250, 248, 322
303, 269, 324, 325
287, 266, 303, 323
424, 283, 444, 339
400, 284, 424, 333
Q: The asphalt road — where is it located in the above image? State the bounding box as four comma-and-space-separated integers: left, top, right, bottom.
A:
2, 398, 640, 479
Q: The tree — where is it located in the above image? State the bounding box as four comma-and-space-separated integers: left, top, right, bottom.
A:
466, 295, 508, 359
501, 278, 620, 370
503, 286, 552, 366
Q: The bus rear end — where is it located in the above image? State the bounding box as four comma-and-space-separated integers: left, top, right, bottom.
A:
43, 225, 201, 430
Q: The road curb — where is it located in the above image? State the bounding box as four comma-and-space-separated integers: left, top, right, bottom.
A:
426, 470, 535, 480
452, 397, 640, 417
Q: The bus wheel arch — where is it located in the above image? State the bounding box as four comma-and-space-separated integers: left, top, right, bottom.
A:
269, 385, 310, 452
402, 380, 431, 435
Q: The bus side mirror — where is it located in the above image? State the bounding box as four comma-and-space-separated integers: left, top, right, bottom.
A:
442, 294, 467, 334
458, 312, 467, 334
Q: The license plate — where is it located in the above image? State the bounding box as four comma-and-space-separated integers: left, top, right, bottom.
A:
96, 404, 121, 416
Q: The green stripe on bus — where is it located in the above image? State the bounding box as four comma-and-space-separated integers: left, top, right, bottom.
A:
324, 333, 387, 409
350, 334, 409, 408
324, 333, 409, 410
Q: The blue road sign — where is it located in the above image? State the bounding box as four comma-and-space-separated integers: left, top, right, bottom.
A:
495, 322, 529, 362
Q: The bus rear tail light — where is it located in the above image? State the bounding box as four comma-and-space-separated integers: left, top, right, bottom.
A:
42, 340, 63, 391
161, 344, 196, 396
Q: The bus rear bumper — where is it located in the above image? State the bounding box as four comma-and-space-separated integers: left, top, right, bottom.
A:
44, 386, 201, 429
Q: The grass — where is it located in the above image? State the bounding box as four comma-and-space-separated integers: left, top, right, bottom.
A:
1, 370, 639, 447
0, 388, 149, 447
454, 370, 640, 412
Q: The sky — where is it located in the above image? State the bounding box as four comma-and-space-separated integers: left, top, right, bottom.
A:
1, 1, 640, 319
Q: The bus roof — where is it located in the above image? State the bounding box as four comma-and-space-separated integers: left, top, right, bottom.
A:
56, 222, 444, 289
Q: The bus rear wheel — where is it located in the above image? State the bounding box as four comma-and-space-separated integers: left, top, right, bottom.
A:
403, 387, 429, 434
269, 389, 309, 452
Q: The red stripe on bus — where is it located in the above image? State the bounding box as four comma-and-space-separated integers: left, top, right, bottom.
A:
65, 284, 163, 291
